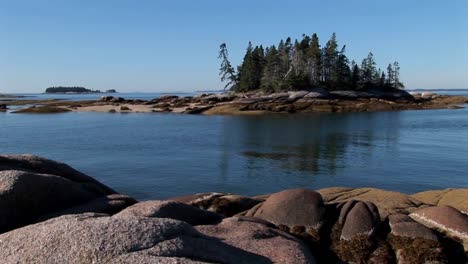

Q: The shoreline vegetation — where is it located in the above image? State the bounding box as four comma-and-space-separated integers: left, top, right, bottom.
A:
0, 154, 466, 263
218, 33, 404, 93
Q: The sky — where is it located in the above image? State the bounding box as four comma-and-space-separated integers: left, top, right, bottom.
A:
0, 0, 467, 93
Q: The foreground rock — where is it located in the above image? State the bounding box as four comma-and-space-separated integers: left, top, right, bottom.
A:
0, 155, 130, 233
0, 213, 315, 264
0, 155, 467, 263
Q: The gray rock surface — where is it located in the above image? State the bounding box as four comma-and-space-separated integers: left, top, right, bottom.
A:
39, 194, 137, 220
0, 213, 314, 264
197, 216, 316, 264
0, 154, 115, 193
0, 170, 108, 232
115, 200, 222, 225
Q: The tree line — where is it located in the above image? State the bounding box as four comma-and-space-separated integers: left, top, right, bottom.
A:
219, 33, 403, 92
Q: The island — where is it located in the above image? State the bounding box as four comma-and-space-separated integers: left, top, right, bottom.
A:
3, 33, 467, 114
45, 87, 117, 94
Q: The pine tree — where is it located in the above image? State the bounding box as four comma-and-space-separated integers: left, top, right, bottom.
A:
218, 43, 238, 90
360, 52, 377, 90
322, 33, 339, 84
335, 45, 351, 89
306, 33, 321, 86
392, 61, 404, 89
379, 71, 386, 88
261, 45, 281, 91
238, 43, 266, 91
350, 60, 361, 90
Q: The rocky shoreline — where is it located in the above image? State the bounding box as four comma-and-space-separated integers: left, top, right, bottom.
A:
0, 154, 466, 263
1, 89, 468, 115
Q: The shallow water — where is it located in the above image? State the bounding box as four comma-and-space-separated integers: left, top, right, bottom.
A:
1, 100, 468, 200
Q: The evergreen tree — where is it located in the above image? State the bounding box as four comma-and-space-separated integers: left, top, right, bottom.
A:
261, 45, 281, 91
350, 60, 361, 90
238, 43, 266, 91
306, 33, 321, 85
335, 45, 351, 89
360, 52, 377, 90
322, 33, 339, 84
218, 43, 238, 90
386, 63, 394, 88
379, 71, 386, 88
392, 61, 404, 89
219, 34, 403, 93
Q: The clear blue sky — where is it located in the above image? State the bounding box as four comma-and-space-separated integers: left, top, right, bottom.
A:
1, 0, 467, 93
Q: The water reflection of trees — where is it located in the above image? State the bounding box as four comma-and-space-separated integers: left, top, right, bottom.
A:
220, 112, 400, 177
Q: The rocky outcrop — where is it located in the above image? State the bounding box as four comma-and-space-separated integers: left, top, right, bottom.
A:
0, 155, 467, 263
10, 89, 468, 115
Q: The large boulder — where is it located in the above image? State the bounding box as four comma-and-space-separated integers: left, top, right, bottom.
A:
318, 187, 425, 219
411, 188, 468, 213
196, 216, 316, 264
0, 154, 115, 193
245, 189, 325, 231
115, 200, 222, 226
0, 213, 314, 264
0, 155, 124, 233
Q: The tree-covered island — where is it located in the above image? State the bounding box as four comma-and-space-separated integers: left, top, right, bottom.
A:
219, 33, 403, 93
45, 87, 117, 94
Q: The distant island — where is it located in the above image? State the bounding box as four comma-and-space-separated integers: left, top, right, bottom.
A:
45, 87, 117, 94
409, 88, 468, 92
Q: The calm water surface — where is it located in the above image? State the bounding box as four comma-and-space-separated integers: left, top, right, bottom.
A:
1, 92, 467, 200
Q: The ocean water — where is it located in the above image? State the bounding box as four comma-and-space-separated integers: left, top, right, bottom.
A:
1, 91, 468, 200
